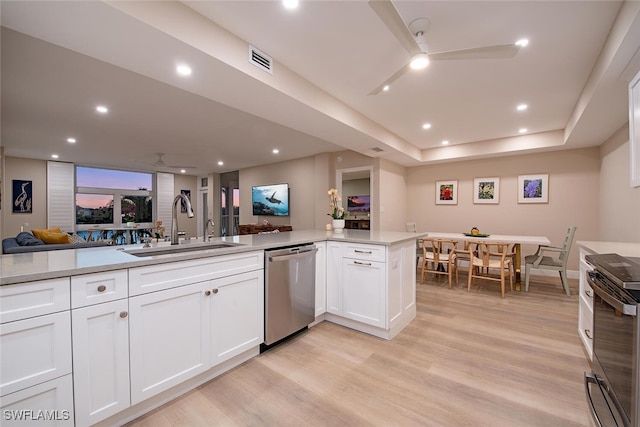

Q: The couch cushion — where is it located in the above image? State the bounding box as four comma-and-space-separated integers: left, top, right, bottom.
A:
38, 231, 73, 244
31, 227, 62, 241
15, 232, 45, 246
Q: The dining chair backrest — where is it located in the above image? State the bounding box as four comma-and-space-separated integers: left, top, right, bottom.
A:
472, 241, 511, 267
558, 225, 577, 265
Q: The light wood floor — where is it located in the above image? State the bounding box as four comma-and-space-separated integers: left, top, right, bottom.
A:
127, 273, 592, 427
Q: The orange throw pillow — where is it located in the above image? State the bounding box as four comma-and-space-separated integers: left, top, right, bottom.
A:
31, 227, 62, 241
38, 231, 72, 244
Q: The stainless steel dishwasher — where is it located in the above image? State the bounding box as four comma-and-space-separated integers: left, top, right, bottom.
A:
264, 243, 317, 347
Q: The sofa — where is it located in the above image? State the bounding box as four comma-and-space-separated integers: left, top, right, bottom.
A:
2, 231, 111, 255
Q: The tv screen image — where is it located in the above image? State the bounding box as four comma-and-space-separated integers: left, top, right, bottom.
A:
347, 195, 370, 213
252, 183, 290, 216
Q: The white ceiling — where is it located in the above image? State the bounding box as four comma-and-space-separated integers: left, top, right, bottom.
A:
2, 1, 640, 176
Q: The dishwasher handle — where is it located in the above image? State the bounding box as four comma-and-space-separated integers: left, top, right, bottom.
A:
268, 247, 318, 262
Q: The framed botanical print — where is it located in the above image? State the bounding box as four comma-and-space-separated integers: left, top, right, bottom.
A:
518, 174, 549, 203
473, 177, 500, 204
435, 180, 458, 205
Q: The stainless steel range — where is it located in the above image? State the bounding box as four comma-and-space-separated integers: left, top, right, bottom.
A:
585, 253, 640, 427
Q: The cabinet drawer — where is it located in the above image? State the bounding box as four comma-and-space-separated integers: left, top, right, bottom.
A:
0, 278, 70, 324
342, 243, 386, 263
578, 297, 594, 361
71, 270, 128, 308
0, 311, 72, 397
128, 251, 264, 296
0, 374, 74, 427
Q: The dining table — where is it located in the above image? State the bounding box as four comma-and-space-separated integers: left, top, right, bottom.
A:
422, 232, 551, 290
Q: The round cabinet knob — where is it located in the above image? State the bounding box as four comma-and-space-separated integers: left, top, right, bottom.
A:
212, 288, 219, 294
205, 290, 211, 296
119, 311, 128, 319
97, 285, 107, 292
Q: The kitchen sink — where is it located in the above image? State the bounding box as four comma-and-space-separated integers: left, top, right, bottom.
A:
124, 242, 244, 257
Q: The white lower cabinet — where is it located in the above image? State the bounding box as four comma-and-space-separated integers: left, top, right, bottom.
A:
342, 257, 386, 327
578, 248, 595, 361
129, 281, 211, 405
210, 270, 264, 365
326, 241, 343, 315
72, 299, 130, 426
314, 242, 327, 317
0, 374, 74, 426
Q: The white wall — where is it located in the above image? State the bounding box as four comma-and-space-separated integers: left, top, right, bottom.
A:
599, 126, 640, 242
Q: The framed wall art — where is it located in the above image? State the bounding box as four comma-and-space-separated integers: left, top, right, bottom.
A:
473, 177, 500, 204
12, 179, 33, 213
180, 189, 191, 213
518, 174, 549, 204
435, 180, 458, 205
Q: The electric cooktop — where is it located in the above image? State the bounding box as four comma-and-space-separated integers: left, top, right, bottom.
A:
586, 253, 640, 290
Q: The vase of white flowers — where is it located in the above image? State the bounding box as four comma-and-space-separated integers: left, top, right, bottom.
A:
327, 188, 346, 231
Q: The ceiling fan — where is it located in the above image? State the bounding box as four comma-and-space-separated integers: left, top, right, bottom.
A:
145, 153, 196, 171
368, 0, 524, 95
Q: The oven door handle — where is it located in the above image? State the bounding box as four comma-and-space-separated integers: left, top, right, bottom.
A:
584, 372, 605, 427
588, 272, 637, 316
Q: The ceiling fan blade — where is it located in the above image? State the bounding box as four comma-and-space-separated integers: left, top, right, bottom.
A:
368, 0, 422, 57
430, 44, 520, 61
369, 62, 411, 95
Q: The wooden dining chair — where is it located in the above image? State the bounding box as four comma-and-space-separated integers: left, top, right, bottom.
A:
454, 240, 477, 284
421, 238, 457, 288
467, 241, 514, 298
524, 225, 577, 296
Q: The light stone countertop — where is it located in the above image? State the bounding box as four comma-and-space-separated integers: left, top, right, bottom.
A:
577, 240, 640, 258
1, 229, 427, 286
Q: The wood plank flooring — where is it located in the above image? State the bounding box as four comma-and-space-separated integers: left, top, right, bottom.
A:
126, 273, 592, 427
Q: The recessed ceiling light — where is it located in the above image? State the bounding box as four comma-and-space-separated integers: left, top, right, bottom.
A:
176, 64, 192, 76
519, 128, 528, 134
517, 104, 528, 111
180, 169, 186, 174
217, 161, 224, 166
51, 154, 59, 159
422, 123, 432, 130
442, 140, 449, 145
67, 137, 76, 143
515, 38, 529, 47
272, 149, 280, 154
283, 0, 299, 10
96, 105, 108, 114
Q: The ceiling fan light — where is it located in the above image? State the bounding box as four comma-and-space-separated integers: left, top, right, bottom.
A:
409, 53, 429, 70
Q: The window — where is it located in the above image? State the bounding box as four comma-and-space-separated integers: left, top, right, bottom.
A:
76, 167, 153, 227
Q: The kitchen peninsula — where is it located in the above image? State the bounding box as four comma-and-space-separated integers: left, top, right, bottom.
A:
0, 229, 423, 427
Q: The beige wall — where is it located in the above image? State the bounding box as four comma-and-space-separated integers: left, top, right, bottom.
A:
599, 126, 640, 242
406, 147, 601, 271
2, 157, 48, 237
379, 158, 408, 232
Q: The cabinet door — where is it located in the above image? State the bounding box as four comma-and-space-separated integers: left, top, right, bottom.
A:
72, 299, 130, 426
210, 271, 264, 366
0, 374, 74, 427
342, 258, 386, 328
578, 258, 594, 361
129, 282, 211, 404
314, 242, 327, 317
0, 311, 71, 397
326, 242, 343, 315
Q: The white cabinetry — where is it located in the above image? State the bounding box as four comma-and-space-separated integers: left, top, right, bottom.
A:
129, 281, 210, 404
578, 248, 595, 361
326, 240, 416, 339
71, 269, 130, 427
210, 270, 264, 365
314, 242, 326, 318
0, 278, 73, 426
128, 251, 264, 404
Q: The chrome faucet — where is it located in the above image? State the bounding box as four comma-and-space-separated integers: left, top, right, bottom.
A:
204, 219, 215, 242
171, 194, 194, 245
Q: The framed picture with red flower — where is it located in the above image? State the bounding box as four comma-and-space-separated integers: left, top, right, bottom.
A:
435, 180, 458, 205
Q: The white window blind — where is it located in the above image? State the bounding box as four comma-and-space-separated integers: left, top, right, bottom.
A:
156, 172, 174, 228
47, 161, 74, 232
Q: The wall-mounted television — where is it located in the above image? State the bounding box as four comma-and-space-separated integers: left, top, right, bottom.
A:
347, 195, 370, 213
252, 183, 290, 216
